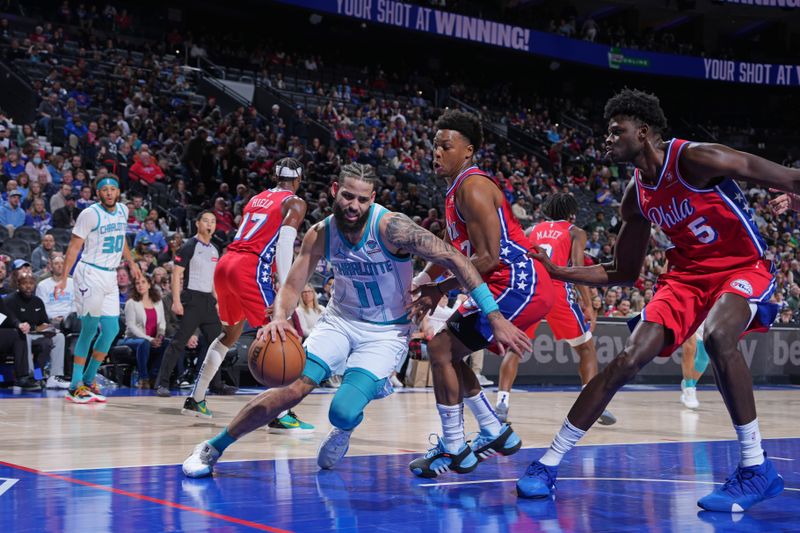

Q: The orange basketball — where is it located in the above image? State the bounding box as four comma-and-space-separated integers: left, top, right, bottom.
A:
247, 331, 306, 387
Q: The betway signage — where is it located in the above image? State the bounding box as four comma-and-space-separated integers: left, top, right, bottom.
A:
275, 0, 800, 86
482, 320, 800, 383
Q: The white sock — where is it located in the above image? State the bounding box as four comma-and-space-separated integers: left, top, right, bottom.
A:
496, 390, 510, 407
464, 391, 503, 435
437, 403, 465, 450
734, 418, 764, 467
540, 418, 587, 467
191, 338, 226, 402
277, 410, 289, 419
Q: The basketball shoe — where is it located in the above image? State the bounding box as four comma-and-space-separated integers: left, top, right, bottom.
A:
495, 400, 509, 423
85, 382, 107, 403
471, 423, 522, 461
598, 409, 617, 425
65, 385, 94, 404
681, 381, 700, 409
183, 441, 221, 478
267, 410, 315, 434
516, 460, 559, 499
317, 427, 352, 469
409, 436, 479, 478
697, 456, 784, 512
182, 397, 213, 419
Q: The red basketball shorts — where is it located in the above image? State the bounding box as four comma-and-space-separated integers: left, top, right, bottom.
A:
447, 258, 554, 354
641, 259, 776, 356
525, 283, 591, 346
215, 252, 274, 327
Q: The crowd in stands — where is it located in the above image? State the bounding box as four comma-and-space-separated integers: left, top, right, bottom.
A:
0, 2, 798, 392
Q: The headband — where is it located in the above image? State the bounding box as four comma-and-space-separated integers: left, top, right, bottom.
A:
276, 166, 302, 179
97, 177, 120, 190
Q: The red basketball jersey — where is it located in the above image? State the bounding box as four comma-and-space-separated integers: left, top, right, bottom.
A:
528, 220, 573, 287
634, 138, 767, 273
445, 166, 530, 286
226, 188, 296, 262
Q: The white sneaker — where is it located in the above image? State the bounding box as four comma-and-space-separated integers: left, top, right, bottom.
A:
317, 427, 352, 469
476, 373, 494, 386
681, 385, 700, 410
183, 441, 221, 478
46, 375, 70, 389
390, 374, 404, 389
495, 401, 509, 423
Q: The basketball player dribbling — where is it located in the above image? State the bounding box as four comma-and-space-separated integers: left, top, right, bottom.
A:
182, 163, 530, 477
519, 89, 797, 513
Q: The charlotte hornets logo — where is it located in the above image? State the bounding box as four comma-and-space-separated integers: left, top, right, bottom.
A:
365, 239, 381, 255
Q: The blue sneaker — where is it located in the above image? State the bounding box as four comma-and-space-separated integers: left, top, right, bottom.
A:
517, 460, 558, 499
471, 423, 522, 461
409, 436, 479, 478
697, 457, 784, 512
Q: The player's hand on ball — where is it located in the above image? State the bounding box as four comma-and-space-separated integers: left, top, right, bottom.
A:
408, 283, 440, 323
259, 319, 298, 343
487, 312, 531, 356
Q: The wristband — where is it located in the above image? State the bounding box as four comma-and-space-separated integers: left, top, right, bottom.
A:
470, 283, 499, 316
413, 271, 432, 287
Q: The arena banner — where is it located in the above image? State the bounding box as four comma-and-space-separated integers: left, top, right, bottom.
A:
274, 0, 800, 86
717, 0, 800, 8
482, 320, 800, 383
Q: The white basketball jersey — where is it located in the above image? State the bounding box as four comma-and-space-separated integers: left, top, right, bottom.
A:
72, 202, 129, 269
325, 204, 413, 324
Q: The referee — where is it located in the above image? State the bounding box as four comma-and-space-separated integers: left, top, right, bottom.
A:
155, 211, 233, 397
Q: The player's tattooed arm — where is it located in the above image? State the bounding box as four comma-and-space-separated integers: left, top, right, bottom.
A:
383, 212, 484, 292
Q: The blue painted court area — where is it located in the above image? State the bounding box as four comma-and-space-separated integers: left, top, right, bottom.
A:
2, 439, 798, 532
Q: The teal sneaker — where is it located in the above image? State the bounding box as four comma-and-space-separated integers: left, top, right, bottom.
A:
697, 457, 784, 512
409, 436, 479, 478
268, 410, 315, 434
182, 397, 213, 419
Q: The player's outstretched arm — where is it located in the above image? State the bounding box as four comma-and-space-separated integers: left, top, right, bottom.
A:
679, 142, 800, 193
382, 212, 530, 355
532, 181, 650, 287
263, 221, 325, 342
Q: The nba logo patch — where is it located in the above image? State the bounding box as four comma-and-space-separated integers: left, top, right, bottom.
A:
730, 279, 753, 296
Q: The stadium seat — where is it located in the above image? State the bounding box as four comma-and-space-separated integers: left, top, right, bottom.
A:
0, 238, 31, 261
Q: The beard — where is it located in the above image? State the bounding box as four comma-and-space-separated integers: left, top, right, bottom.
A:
333, 202, 371, 234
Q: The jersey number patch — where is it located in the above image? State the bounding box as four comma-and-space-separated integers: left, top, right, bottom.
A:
234, 213, 269, 241
101, 235, 124, 254
353, 280, 384, 308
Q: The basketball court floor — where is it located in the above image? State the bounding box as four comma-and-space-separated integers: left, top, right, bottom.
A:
1, 384, 798, 532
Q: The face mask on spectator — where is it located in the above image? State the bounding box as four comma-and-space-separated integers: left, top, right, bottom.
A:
33, 157, 42, 165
